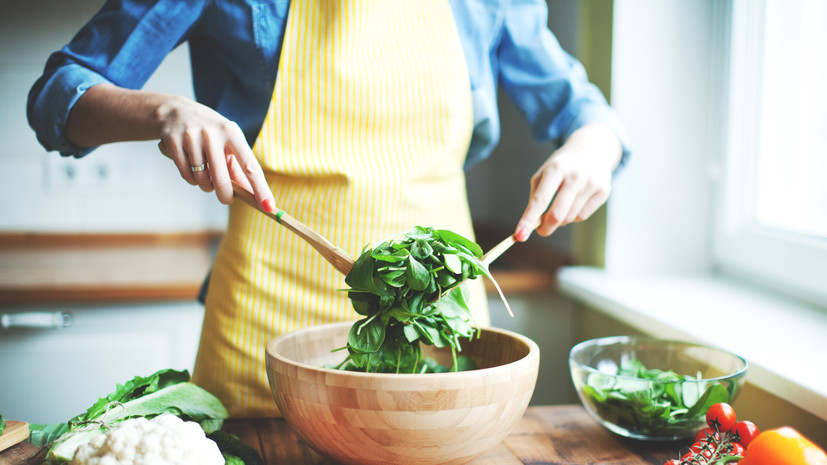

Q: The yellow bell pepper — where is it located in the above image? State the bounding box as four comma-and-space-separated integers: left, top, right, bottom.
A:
739, 427, 827, 465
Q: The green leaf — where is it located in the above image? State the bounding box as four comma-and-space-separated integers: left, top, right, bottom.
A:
348, 316, 386, 353
72, 369, 190, 425
380, 268, 407, 288
27, 422, 71, 448
443, 253, 462, 274
345, 247, 377, 291
372, 248, 409, 263
405, 257, 431, 291
403, 324, 420, 343
453, 355, 478, 372
685, 383, 730, 418
436, 229, 483, 257
411, 239, 434, 259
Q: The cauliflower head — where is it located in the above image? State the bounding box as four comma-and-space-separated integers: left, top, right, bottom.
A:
69, 413, 224, 465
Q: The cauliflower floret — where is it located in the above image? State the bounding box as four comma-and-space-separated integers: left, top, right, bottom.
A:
70, 414, 224, 465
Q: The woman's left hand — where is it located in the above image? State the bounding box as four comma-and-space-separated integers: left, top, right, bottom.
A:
514, 122, 623, 241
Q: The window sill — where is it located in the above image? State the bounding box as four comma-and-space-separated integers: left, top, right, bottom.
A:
557, 266, 827, 422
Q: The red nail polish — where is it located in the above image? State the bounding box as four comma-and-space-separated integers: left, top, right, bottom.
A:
262, 198, 275, 212
515, 227, 529, 242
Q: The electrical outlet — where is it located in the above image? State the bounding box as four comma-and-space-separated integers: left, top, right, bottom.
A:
43, 156, 117, 192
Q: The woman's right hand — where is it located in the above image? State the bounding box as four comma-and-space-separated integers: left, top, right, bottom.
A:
65, 83, 275, 212
155, 95, 275, 211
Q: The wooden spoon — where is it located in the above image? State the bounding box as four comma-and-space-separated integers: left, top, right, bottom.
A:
232, 182, 356, 275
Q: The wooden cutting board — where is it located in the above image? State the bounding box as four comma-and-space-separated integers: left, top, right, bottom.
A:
0, 422, 28, 453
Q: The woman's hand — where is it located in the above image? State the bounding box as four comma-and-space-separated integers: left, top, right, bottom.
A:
155, 96, 274, 210
65, 83, 275, 211
514, 123, 623, 241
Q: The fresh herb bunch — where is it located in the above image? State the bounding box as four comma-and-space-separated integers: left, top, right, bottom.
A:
583, 358, 735, 437
338, 226, 500, 373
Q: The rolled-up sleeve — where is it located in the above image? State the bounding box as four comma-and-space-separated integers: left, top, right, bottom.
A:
27, 0, 206, 157
497, 0, 631, 169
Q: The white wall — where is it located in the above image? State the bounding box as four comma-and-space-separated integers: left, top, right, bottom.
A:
0, 0, 228, 233
605, 0, 717, 273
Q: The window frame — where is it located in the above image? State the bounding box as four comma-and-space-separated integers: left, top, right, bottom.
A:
710, 0, 827, 308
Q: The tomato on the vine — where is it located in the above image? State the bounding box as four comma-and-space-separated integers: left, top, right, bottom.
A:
732, 420, 760, 447
706, 402, 737, 432
662, 460, 681, 465
694, 427, 720, 444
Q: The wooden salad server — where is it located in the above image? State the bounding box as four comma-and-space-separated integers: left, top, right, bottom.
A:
232, 182, 356, 275
156, 142, 356, 275
480, 220, 541, 267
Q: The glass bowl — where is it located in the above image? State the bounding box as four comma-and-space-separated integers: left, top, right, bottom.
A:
569, 335, 747, 441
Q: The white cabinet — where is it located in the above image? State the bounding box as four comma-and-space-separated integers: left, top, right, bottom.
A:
488, 293, 577, 406
0, 301, 203, 423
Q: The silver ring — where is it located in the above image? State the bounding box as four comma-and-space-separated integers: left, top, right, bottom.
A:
191, 163, 207, 173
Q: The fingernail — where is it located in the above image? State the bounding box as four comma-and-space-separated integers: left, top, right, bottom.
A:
515, 227, 530, 242
262, 198, 275, 212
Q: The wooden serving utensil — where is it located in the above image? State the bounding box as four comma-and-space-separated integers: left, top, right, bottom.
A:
481, 233, 518, 267
231, 182, 356, 275
481, 220, 541, 267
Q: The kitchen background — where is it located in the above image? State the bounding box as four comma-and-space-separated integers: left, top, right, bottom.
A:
0, 0, 579, 422
2, 0, 826, 447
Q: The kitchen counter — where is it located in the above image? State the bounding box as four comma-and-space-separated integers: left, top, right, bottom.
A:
0, 228, 564, 304
1, 405, 678, 464
0, 233, 220, 304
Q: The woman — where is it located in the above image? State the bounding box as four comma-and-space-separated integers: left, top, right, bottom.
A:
29, 0, 627, 417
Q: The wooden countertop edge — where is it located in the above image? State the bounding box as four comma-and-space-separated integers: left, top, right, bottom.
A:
0, 231, 223, 248
0, 285, 202, 305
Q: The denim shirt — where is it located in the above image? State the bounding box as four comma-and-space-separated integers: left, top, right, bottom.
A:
27, 0, 629, 170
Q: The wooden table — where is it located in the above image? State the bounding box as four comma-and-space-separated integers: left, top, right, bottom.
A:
220, 405, 678, 465
1, 405, 680, 465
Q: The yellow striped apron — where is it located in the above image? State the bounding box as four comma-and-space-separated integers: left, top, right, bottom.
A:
192, 0, 489, 417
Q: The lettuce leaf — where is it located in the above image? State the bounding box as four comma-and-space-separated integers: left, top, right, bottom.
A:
28, 369, 228, 464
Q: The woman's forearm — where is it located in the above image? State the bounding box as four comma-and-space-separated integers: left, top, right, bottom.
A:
64, 83, 176, 148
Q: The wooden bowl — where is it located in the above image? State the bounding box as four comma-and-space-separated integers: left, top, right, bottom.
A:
265, 321, 539, 465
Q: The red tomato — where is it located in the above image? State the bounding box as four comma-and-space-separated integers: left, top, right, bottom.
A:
732, 420, 760, 447
689, 440, 711, 455
662, 460, 681, 465
728, 442, 746, 456
694, 427, 720, 444
706, 403, 737, 432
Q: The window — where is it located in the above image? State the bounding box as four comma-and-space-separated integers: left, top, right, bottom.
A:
713, 0, 827, 307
